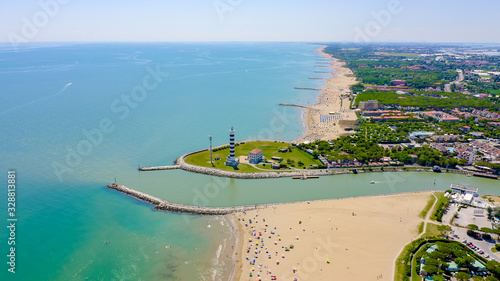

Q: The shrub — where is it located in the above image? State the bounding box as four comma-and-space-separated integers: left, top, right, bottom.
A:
467, 229, 479, 238
482, 227, 494, 233
468, 224, 479, 230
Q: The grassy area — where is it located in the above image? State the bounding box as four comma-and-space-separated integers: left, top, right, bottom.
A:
430, 192, 448, 222
385, 53, 420, 58
184, 141, 322, 173
395, 242, 416, 281
488, 89, 500, 95
417, 222, 424, 235
419, 194, 437, 219
421, 223, 444, 238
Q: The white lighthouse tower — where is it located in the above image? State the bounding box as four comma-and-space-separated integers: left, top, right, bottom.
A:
225, 126, 239, 167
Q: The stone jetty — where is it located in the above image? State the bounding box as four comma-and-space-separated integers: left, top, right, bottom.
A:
139, 165, 180, 171
294, 87, 321, 91
133, 139, 447, 179
107, 183, 261, 215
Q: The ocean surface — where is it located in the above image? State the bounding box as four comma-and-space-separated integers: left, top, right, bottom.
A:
0, 42, 499, 281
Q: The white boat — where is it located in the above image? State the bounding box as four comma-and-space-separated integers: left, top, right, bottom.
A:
370, 181, 375, 184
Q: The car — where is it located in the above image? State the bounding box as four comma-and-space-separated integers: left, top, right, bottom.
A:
479, 251, 485, 254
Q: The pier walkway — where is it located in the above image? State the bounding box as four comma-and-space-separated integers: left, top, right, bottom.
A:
139, 165, 180, 171
107, 183, 260, 215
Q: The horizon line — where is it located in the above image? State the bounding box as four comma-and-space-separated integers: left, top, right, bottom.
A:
1, 40, 500, 45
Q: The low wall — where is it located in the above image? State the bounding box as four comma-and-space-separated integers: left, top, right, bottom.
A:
141, 140, 468, 179
139, 165, 181, 171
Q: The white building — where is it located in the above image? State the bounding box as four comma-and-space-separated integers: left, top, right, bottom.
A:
248, 149, 263, 164
450, 183, 478, 195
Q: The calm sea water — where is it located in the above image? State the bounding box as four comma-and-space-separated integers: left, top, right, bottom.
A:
0, 42, 498, 281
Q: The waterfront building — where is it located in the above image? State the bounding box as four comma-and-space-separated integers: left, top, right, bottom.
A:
450, 183, 478, 195
225, 126, 240, 167
248, 149, 263, 164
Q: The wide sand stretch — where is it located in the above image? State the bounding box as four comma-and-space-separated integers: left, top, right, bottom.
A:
296, 47, 359, 143
232, 192, 432, 281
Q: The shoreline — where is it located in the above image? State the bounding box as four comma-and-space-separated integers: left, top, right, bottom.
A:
231, 191, 434, 281
295, 46, 359, 143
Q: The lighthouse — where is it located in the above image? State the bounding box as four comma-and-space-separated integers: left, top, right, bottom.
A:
225, 126, 239, 167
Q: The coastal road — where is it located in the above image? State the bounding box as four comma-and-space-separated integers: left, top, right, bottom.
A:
444, 69, 464, 92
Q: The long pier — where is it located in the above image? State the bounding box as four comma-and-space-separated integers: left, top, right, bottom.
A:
107, 183, 261, 215
279, 103, 318, 111
139, 165, 180, 171
294, 87, 321, 91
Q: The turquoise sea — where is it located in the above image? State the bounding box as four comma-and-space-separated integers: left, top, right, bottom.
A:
1, 42, 499, 281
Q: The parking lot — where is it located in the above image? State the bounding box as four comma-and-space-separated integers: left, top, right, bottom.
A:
448, 205, 492, 229
451, 226, 499, 261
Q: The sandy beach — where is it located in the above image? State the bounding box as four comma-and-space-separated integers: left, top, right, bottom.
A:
232, 192, 432, 281
295, 46, 359, 143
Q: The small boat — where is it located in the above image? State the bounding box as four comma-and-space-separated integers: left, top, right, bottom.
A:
370, 181, 375, 184
352, 169, 358, 174
432, 166, 442, 173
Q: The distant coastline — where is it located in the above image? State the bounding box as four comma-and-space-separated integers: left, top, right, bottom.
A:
296, 46, 359, 142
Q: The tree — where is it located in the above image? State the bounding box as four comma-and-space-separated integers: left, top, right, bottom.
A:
434, 275, 445, 281
487, 276, 500, 281
487, 260, 500, 272
422, 264, 438, 275
455, 257, 467, 268
483, 233, 492, 241
455, 272, 472, 281
472, 275, 483, 281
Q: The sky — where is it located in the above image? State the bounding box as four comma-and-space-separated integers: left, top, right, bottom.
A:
1, 0, 499, 43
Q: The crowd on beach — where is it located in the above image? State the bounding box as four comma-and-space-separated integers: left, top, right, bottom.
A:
296, 50, 358, 143
236, 210, 332, 281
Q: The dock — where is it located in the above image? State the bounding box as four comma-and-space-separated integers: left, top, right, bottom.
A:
292, 172, 320, 179
107, 183, 261, 215
279, 103, 319, 111
473, 173, 499, 179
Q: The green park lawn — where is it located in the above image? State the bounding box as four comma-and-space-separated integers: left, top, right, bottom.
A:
488, 89, 500, 95
184, 141, 322, 173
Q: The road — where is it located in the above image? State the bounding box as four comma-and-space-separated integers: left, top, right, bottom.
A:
444, 69, 464, 92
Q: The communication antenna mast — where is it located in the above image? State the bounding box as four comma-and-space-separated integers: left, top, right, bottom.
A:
209, 135, 213, 165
